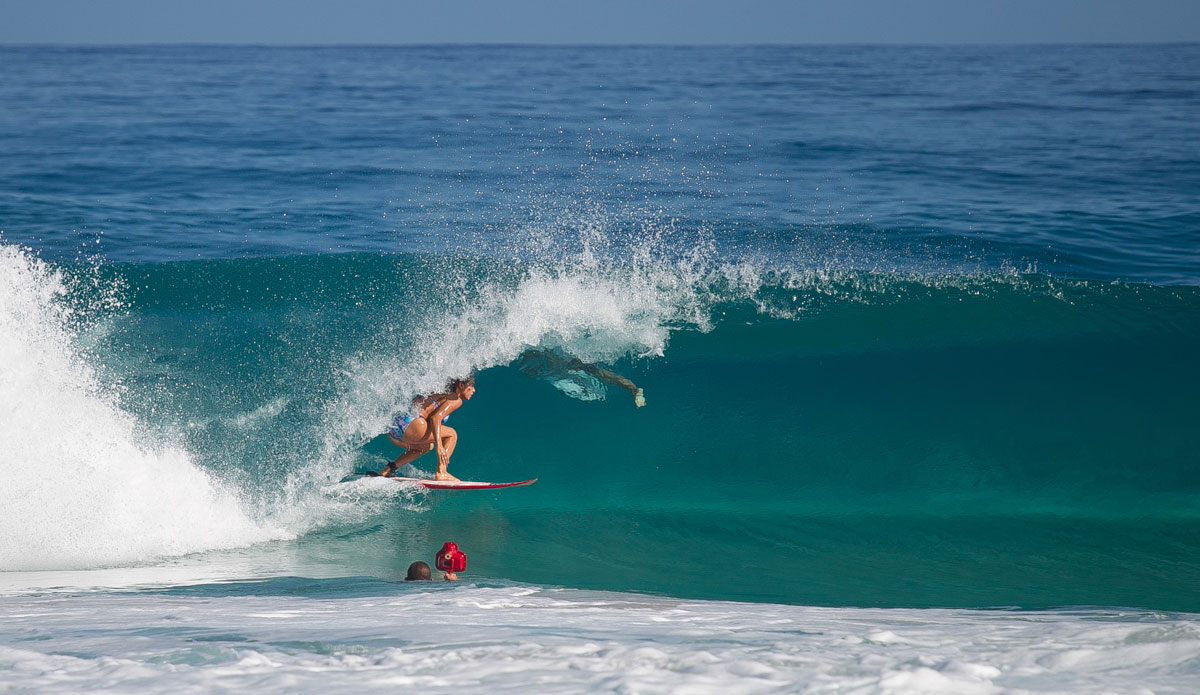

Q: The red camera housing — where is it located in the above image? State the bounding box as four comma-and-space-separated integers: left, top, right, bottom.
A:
436, 541, 467, 573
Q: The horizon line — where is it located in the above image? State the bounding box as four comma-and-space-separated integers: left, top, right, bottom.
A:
3, 40, 1198, 48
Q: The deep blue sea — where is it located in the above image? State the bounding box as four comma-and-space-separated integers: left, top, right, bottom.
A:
1, 45, 1199, 693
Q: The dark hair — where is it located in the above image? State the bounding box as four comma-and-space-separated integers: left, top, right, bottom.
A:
445, 375, 475, 393
405, 561, 432, 581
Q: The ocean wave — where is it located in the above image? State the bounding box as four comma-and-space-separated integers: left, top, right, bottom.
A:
0, 243, 287, 570
6, 241, 1199, 596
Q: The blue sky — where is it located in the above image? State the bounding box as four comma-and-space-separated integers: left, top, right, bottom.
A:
2, 0, 1198, 44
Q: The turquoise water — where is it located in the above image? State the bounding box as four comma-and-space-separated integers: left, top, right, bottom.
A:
2, 45, 1199, 617
5, 250, 1197, 609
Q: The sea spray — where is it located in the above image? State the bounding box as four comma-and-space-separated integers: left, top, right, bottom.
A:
300, 232, 748, 496
0, 244, 285, 570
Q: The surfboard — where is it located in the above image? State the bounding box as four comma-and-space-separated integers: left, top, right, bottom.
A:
366, 475, 537, 490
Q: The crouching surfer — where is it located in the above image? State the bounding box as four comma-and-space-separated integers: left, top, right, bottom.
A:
377, 376, 476, 481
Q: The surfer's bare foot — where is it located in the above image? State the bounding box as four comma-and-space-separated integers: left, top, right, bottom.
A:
434, 471, 460, 481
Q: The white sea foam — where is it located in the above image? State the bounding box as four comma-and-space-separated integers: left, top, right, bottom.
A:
0, 244, 287, 570
0, 583, 1195, 694
278, 476, 429, 534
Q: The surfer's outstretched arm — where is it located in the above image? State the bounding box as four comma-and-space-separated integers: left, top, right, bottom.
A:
518, 348, 645, 407
579, 363, 646, 407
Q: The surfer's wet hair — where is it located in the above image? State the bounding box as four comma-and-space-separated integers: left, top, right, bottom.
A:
445, 375, 475, 393
405, 561, 432, 581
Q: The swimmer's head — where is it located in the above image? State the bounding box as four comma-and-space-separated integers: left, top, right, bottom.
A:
405, 561, 432, 581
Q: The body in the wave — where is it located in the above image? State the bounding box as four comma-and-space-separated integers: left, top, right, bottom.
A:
516, 347, 645, 407
381, 376, 476, 481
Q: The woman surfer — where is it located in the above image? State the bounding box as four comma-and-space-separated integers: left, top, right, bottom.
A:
378, 376, 476, 481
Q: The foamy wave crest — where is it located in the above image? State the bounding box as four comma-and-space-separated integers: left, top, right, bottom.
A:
301, 229, 746, 481
0, 244, 287, 570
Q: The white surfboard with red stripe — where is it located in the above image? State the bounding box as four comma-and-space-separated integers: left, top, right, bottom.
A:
380, 476, 537, 490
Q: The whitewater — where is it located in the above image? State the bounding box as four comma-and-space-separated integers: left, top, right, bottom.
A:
3, 580, 1198, 695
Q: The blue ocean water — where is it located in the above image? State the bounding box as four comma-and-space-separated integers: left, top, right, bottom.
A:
2, 45, 1199, 693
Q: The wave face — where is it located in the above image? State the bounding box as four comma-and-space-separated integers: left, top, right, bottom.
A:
4, 242, 1197, 609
